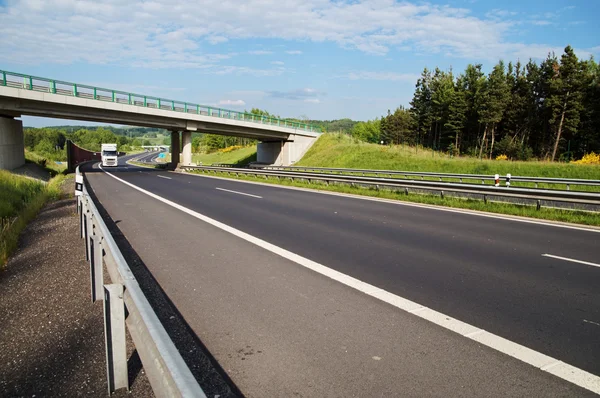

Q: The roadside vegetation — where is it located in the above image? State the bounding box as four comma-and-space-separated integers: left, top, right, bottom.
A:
299, 134, 600, 180
0, 171, 69, 268
192, 146, 256, 166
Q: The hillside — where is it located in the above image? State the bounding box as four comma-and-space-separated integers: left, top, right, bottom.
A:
297, 134, 600, 180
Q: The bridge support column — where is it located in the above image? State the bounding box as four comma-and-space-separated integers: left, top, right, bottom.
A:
182, 130, 192, 166
0, 116, 25, 170
257, 134, 317, 166
170, 130, 180, 168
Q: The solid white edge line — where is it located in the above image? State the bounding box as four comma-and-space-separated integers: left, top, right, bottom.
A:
216, 187, 262, 199
158, 175, 172, 180
180, 171, 600, 234
542, 254, 600, 268
98, 168, 600, 395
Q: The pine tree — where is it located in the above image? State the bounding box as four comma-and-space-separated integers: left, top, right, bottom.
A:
445, 75, 468, 153
462, 64, 486, 154
410, 68, 433, 149
478, 61, 511, 159
548, 45, 584, 161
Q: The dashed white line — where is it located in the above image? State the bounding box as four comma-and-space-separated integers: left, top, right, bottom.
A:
157, 175, 172, 180
542, 254, 600, 268
98, 168, 600, 395
216, 187, 262, 199
583, 319, 600, 327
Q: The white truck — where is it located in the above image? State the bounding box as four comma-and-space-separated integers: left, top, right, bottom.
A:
101, 143, 118, 167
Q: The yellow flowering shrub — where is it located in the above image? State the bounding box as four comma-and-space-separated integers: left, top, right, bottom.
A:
572, 152, 600, 165
495, 154, 508, 161
218, 145, 243, 153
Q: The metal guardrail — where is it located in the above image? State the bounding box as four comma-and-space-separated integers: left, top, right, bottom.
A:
75, 167, 206, 397
0, 69, 319, 132
256, 165, 600, 191
183, 165, 600, 208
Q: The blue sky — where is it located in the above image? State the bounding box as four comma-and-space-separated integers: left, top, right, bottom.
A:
0, 0, 598, 127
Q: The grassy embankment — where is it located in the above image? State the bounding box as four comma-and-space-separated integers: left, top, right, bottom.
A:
192, 146, 256, 166
0, 171, 69, 268
189, 134, 600, 226
298, 134, 600, 185
142, 146, 257, 167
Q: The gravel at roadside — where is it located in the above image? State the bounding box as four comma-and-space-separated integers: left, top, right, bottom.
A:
0, 178, 153, 397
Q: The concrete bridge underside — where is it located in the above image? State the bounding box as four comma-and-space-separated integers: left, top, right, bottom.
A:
0, 85, 318, 170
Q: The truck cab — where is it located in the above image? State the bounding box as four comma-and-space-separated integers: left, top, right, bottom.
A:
101, 143, 118, 167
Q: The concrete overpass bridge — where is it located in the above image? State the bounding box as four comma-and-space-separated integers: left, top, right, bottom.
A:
0, 70, 320, 170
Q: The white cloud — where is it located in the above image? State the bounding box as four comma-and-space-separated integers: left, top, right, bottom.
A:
268, 88, 324, 101
218, 99, 246, 106
207, 35, 228, 44
346, 71, 419, 82
531, 20, 552, 26
0, 0, 593, 68
304, 98, 320, 103
214, 66, 285, 77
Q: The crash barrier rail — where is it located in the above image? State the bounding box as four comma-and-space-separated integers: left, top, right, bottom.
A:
253, 165, 600, 191
182, 165, 600, 209
75, 167, 206, 397
0, 69, 318, 132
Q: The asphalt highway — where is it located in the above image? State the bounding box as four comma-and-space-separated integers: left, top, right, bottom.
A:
85, 159, 600, 396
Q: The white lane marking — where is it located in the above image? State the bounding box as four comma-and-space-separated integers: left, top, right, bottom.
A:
215, 187, 262, 199
157, 175, 172, 180
583, 319, 600, 327
182, 172, 600, 234
99, 168, 600, 395
542, 254, 600, 268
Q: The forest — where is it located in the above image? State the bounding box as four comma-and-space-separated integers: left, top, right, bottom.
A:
353, 46, 600, 162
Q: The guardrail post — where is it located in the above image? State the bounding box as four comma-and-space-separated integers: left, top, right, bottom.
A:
49, 80, 56, 94
79, 198, 84, 238
157, 98, 161, 109
144, 96, 147, 107
103, 284, 128, 394
171, 101, 175, 111
90, 234, 104, 303
83, 209, 90, 261
184, 103, 188, 113
73, 84, 78, 97
112, 91, 115, 102
208, 107, 212, 116
128, 93, 132, 105
196, 104, 200, 114
1, 71, 5, 86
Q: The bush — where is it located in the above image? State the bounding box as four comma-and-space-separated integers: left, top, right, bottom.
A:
494, 136, 533, 161
572, 152, 600, 165
496, 154, 508, 161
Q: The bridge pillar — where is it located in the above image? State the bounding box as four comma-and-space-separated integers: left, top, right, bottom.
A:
257, 134, 317, 166
0, 116, 25, 170
182, 130, 192, 166
170, 131, 180, 168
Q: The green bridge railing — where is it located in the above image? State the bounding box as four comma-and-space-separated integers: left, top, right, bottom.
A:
0, 70, 320, 133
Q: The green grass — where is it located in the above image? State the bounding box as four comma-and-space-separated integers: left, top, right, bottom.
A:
192, 146, 257, 166
187, 169, 600, 227
24, 150, 67, 175
0, 172, 69, 268
299, 134, 600, 180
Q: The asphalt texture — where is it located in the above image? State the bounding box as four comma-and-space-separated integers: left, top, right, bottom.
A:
0, 178, 153, 397
83, 159, 599, 397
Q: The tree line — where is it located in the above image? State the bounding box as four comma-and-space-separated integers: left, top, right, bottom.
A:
352, 45, 600, 161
